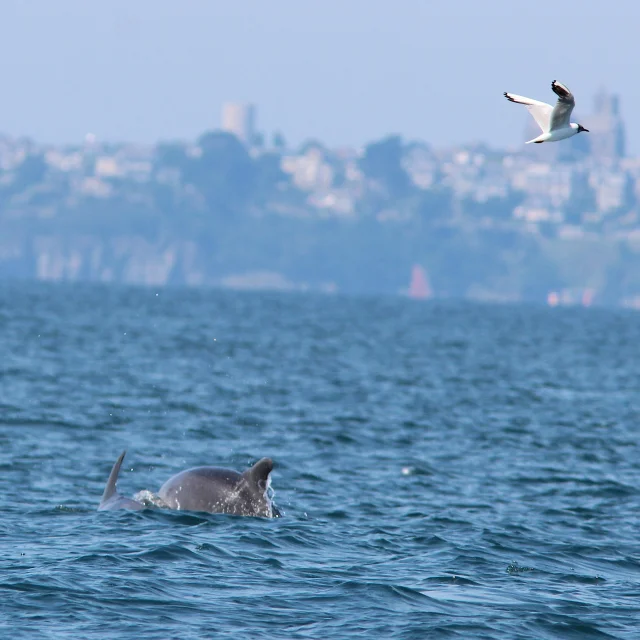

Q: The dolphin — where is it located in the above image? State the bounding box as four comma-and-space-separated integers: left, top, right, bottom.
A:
98, 450, 146, 511
157, 457, 278, 518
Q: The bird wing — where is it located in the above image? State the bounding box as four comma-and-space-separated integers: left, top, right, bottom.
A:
549, 80, 575, 130
503, 92, 553, 133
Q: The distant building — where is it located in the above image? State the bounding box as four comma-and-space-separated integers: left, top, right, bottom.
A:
221, 103, 256, 145
589, 169, 635, 213
281, 147, 334, 191
585, 90, 626, 162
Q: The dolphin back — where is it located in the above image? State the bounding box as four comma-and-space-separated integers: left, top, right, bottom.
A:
156, 458, 276, 517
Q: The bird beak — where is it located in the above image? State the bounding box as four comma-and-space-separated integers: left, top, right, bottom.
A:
583, 127, 589, 133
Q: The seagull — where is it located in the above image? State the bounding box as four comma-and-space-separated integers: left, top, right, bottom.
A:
503, 80, 589, 144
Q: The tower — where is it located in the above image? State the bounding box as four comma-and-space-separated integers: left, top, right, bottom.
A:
585, 90, 625, 162
221, 103, 256, 145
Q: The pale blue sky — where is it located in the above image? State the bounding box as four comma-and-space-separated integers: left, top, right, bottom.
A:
0, 0, 638, 152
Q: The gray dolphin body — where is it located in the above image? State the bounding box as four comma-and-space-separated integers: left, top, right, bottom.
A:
98, 451, 145, 511
157, 458, 278, 518
98, 452, 278, 517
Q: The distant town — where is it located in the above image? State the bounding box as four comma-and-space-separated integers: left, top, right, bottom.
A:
1, 90, 639, 308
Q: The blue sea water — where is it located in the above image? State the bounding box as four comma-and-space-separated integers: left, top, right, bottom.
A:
1, 282, 640, 639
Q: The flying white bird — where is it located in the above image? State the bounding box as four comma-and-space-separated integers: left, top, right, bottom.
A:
504, 80, 589, 144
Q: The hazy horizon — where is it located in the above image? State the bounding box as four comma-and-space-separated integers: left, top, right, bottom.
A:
0, 1, 638, 152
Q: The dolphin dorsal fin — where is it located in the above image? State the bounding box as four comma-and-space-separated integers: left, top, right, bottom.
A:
242, 457, 273, 488
100, 450, 127, 505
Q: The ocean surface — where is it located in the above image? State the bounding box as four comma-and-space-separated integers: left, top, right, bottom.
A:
1, 282, 640, 639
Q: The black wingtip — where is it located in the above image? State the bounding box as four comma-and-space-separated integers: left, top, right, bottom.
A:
551, 80, 571, 100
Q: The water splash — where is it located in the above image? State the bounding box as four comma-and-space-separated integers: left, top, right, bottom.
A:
132, 490, 170, 509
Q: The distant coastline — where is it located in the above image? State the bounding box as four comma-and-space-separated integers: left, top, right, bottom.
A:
0, 92, 638, 308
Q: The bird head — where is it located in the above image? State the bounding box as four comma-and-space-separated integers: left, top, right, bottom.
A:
577, 124, 589, 133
